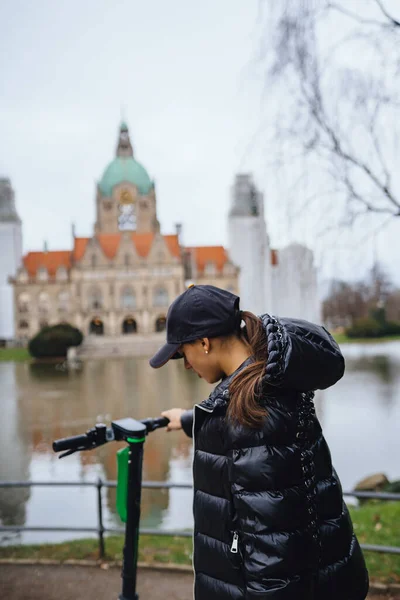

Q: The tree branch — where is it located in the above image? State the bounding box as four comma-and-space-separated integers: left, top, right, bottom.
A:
328, 1, 400, 28
375, 0, 400, 27
305, 83, 400, 214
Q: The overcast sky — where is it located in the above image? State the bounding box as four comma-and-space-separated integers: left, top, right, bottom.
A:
1, 0, 399, 286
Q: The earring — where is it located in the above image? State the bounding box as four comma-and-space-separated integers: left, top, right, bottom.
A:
205, 350, 208, 354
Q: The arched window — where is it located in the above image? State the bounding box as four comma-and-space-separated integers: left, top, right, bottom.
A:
155, 316, 167, 332
58, 290, 70, 313
38, 292, 51, 316
122, 317, 137, 334
37, 267, 48, 281
88, 288, 102, 310
56, 266, 68, 281
153, 287, 169, 307
91, 254, 98, 268
121, 287, 136, 309
124, 253, 130, 267
18, 293, 30, 313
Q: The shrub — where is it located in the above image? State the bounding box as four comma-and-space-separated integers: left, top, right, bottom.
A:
28, 323, 83, 358
346, 316, 400, 338
383, 321, 400, 335
346, 317, 383, 338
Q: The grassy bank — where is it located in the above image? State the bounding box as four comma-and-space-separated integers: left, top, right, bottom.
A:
0, 534, 192, 567
0, 347, 30, 362
333, 333, 400, 345
0, 503, 399, 582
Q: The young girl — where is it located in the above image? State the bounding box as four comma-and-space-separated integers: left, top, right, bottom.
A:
150, 284, 369, 600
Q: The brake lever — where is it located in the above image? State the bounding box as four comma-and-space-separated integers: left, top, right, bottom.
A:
58, 444, 94, 459
59, 448, 79, 459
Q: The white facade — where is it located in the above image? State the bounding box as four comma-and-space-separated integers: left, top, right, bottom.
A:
228, 174, 272, 315
270, 244, 321, 323
228, 174, 321, 324
0, 179, 22, 341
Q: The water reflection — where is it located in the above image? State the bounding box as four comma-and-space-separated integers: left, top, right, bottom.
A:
0, 343, 399, 544
0, 357, 212, 544
0, 364, 31, 544
319, 342, 400, 492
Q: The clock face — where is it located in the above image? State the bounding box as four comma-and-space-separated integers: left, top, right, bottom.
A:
119, 188, 134, 205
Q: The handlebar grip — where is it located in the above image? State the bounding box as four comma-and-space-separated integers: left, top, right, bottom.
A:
154, 417, 170, 428
52, 434, 89, 453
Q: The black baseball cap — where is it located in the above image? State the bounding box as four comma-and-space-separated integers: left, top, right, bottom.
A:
149, 284, 241, 369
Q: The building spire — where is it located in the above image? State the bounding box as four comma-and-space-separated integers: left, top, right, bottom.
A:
229, 174, 263, 217
0, 178, 21, 223
116, 122, 133, 158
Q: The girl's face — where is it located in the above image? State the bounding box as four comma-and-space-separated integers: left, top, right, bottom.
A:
180, 339, 225, 384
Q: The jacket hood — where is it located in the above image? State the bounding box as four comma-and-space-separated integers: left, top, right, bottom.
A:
197, 315, 344, 412
261, 314, 345, 391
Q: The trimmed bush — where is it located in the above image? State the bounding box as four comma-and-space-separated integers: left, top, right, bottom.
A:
346, 310, 400, 338
28, 323, 83, 358
346, 317, 383, 338
384, 321, 400, 335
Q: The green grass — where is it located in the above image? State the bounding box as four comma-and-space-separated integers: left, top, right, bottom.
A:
0, 347, 31, 362
349, 501, 400, 583
0, 503, 399, 582
333, 333, 400, 345
0, 534, 192, 566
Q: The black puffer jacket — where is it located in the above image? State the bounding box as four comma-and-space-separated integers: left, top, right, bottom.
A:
181, 315, 369, 600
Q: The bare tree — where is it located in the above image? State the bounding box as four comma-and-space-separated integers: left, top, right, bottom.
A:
259, 0, 400, 226
322, 262, 396, 326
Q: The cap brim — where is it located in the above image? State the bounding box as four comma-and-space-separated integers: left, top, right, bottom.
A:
149, 342, 182, 369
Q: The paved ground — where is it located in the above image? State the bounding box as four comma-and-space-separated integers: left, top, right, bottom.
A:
0, 564, 398, 599
0, 564, 193, 600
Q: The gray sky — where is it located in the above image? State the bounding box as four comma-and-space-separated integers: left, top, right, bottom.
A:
1, 0, 399, 286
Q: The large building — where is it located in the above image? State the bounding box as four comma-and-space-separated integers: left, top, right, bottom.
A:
11, 123, 239, 340
0, 178, 22, 342
228, 174, 321, 323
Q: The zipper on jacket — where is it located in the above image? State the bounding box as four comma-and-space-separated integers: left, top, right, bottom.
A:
230, 531, 239, 553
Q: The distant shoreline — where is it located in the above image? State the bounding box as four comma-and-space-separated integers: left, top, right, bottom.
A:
1, 334, 400, 362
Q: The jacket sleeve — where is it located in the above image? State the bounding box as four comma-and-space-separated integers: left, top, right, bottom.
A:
180, 409, 193, 438
262, 314, 345, 391
228, 442, 313, 599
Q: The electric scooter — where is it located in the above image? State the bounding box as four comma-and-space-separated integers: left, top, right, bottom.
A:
53, 416, 170, 600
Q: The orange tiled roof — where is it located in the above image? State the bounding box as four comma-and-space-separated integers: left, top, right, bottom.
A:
189, 246, 229, 273
74, 233, 181, 261
164, 235, 180, 258
23, 251, 71, 277
73, 237, 90, 261
23, 233, 184, 276
96, 234, 123, 259
131, 233, 155, 258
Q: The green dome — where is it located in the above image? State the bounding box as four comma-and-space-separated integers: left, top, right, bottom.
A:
99, 157, 153, 197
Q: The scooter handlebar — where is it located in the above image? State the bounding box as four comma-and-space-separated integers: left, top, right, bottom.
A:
52, 433, 91, 453
52, 417, 170, 454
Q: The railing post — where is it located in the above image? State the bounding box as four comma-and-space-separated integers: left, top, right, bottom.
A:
97, 477, 105, 559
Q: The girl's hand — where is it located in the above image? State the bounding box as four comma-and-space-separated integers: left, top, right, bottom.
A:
161, 408, 185, 432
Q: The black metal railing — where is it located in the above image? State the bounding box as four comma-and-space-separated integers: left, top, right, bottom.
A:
0, 480, 399, 559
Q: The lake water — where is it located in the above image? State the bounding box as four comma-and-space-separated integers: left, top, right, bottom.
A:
1, 342, 400, 545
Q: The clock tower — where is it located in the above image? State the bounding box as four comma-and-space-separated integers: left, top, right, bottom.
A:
95, 122, 160, 234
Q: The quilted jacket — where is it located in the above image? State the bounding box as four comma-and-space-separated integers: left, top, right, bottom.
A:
180, 314, 369, 600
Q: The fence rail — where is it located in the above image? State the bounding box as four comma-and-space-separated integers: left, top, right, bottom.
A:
0, 480, 398, 559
